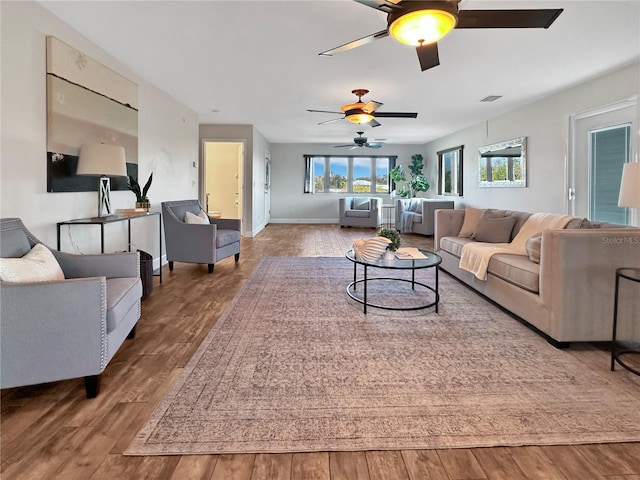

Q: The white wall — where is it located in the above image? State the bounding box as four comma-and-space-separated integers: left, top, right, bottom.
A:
0, 1, 198, 267
268, 143, 427, 223
423, 62, 640, 214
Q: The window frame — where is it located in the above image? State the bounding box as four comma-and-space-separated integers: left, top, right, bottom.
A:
304, 155, 397, 194
437, 145, 464, 197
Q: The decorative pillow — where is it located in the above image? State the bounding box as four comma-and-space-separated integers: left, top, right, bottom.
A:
565, 217, 596, 229
185, 210, 210, 225
353, 199, 370, 211
526, 233, 542, 264
471, 213, 516, 243
458, 206, 485, 238
0, 243, 65, 283
408, 199, 422, 213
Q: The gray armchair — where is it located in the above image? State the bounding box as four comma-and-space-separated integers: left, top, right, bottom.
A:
161, 200, 241, 274
0, 218, 142, 398
395, 198, 455, 235
339, 196, 382, 228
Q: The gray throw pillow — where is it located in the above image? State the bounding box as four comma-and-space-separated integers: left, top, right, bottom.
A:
353, 199, 370, 210
471, 213, 516, 243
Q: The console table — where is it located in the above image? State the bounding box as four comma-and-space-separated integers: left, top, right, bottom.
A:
57, 212, 162, 283
610, 267, 640, 376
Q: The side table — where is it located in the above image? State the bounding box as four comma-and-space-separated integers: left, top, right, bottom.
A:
381, 204, 395, 230
610, 267, 640, 376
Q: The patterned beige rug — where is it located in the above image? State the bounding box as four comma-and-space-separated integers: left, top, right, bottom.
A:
126, 256, 640, 455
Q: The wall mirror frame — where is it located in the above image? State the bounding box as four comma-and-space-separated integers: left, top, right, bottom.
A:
478, 137, 527, 188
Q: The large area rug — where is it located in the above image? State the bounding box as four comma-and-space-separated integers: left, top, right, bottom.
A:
126, 256, 640, 455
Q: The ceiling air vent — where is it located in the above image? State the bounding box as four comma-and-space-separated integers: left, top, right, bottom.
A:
480, 95, 503, 103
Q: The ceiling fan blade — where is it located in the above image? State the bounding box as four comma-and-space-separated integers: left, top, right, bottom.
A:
456, 9, 563, 29
364, 101, 383, 113
416, 42, 440, 72
318, 118, 344, 125
334, 144, 355, 148
369, 119, 381, 128
307, 109, 343, 114
319, 29, 389, 56
366, 143, 383, 149
350, 146, 360, 150
373, 112, 418, 118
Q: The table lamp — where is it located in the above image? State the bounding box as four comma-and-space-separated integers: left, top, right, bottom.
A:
77, 143, 127, 217
618, 162, 640, 211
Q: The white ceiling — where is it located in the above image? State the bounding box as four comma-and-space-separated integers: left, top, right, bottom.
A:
39, 0, 640, 145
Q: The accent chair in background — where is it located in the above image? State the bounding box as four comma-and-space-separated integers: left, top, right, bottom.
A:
395, 198, 455, 235
161, 200, 241, 274
339, 196, 382, 228
0, 218, 142, 398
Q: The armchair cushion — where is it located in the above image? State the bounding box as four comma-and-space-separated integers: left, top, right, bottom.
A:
0, 243, 65, 283
185, 210, 209, 224
216, 229, 241, 248
106, 277, 143, 332
353, 198, 371, 210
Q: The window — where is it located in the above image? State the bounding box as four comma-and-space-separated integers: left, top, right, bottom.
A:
437, 145, 463, 196
590, 124, 631, 224
304, 155, 396, 193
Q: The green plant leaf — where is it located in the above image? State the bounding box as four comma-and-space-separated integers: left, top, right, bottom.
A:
142, 172, 153, 197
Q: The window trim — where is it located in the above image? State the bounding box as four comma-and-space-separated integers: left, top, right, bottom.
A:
304, 155, 397, 194
437, 145, 464, 197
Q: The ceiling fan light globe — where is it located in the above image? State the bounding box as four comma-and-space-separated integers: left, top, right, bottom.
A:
389, 9, 457, 46
345, 111, 374, 124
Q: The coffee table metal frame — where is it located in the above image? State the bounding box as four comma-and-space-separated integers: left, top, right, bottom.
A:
345, 248, 442, 314
610, 267, 640, 376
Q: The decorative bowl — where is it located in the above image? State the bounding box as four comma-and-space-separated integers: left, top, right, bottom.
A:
353, 237, 391, 262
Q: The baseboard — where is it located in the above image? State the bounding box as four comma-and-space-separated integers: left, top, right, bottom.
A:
269, 218, 336, 224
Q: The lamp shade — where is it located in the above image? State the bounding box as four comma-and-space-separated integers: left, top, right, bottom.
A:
77, 144, 127, 177
388, 9, 457, 46
618, 162, 640, 208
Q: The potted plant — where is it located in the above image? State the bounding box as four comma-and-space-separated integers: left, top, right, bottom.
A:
390, 154, 430, 198
128, 172, 153, 210
378, 228, 401, 253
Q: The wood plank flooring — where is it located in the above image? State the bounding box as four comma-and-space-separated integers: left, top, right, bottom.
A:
2, 223, 639, 480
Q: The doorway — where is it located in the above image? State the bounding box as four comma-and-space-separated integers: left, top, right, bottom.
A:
569, 98, 637, 225
203, 141, 244, 223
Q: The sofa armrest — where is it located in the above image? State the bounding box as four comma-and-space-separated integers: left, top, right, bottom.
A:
0, 277, 108, 388
210, 218, 241, 231
540, 228, 640, 340
53, 250, 140, 279
434, 209, 465, 251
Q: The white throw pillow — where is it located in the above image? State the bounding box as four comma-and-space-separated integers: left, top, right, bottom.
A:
0, 243, 65, 283
185, 210, 210, 225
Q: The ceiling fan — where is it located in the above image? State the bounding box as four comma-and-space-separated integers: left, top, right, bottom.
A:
335, 132, 384, 149
320, 0, 563, 72
308, 88, 418, 128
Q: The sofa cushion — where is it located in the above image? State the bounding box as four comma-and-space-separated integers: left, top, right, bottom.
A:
440, 236, 475, 257
346, 210, 371, 218
526, 233, 542, 264
458, 206, 484, 238
216, 229, 241, 248
408, 199, 422, 212
504, 211, 533, 239
106, 277, 142, 333
488, 254, 540, 293
0, 243, 65, 283
472, 213, 516, 243
353, 198, 371, 210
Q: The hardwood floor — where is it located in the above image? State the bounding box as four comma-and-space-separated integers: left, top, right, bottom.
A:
2, 223, 639, 480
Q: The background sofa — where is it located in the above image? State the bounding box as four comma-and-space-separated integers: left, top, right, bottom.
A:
435, 208, 640, 345
339, 196, 382, 228
395, 198, 454, 235
0, 218, 142, 397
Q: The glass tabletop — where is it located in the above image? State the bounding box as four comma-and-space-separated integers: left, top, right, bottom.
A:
345, 248, 441, 270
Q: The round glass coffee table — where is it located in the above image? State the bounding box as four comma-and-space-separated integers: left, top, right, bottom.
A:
345, 248, 442, 314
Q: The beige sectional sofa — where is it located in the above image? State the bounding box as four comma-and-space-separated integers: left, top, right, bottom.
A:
435, 208, 640, 346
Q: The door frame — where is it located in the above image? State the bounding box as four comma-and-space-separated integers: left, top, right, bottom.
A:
200, 138, 246, 234
567, 96, 638, 221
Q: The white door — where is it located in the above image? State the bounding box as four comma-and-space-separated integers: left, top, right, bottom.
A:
569, 99, 637, 225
